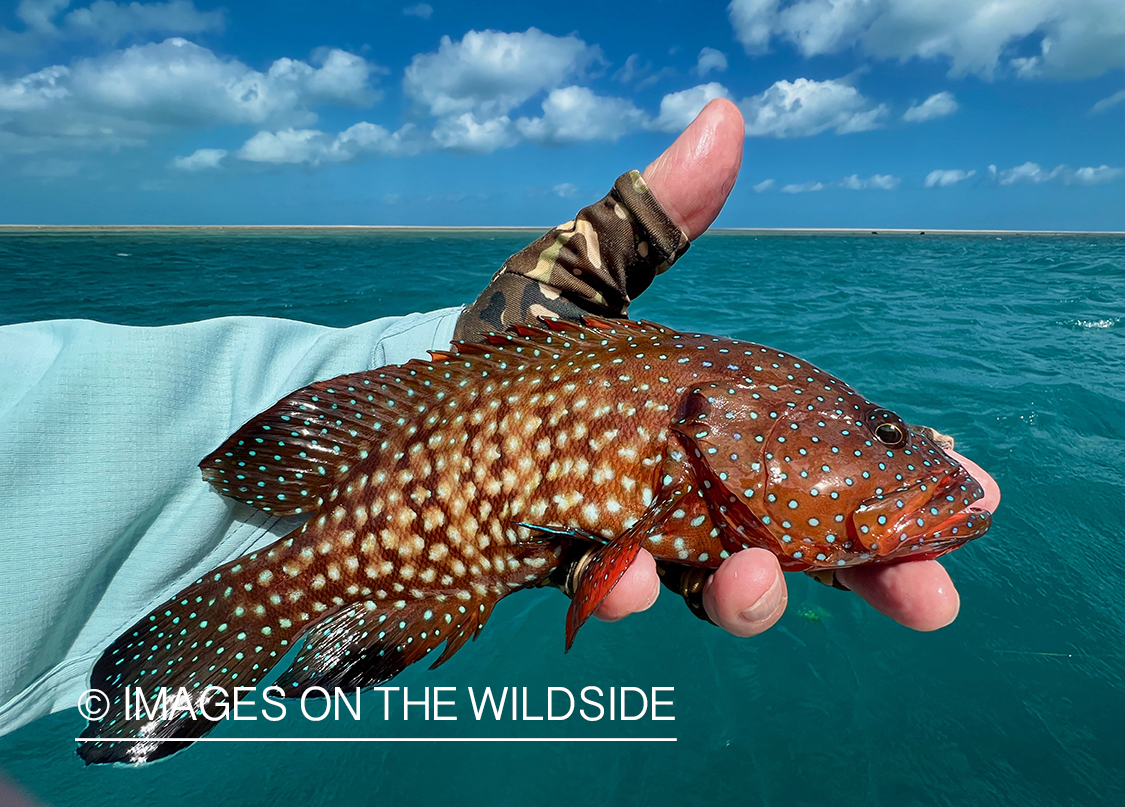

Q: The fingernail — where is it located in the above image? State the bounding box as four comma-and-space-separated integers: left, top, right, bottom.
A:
739, 575, 782, 624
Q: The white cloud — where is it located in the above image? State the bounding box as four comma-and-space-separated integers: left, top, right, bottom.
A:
553, 182, 578, 198
903, 91, 958, 123
431, 113, 516, 154
1067, 165, 1124, 185
403, 28, 602, 119
991, 162, 1124, 186
694, 47, 728, 76
236, 122, 423, 165
925, 168, 976, 187
402, 3, 433, 19
318, 121, 422, 163
1009, 56, 1040, 78
649, 82, 730, 133
14, 38, 374, 124
14, 0, 71, 33
59, 0, 223, 42
74, 39, 377, 124
740, 77, 886, 137
237, 128, 325, 164
769, 173, 899, 191
0, 65, 71, 111
728, 0, 782, 54
998, 162, 1064, 185
294, 48, 383, 107
171, 147, 226, 170
727, 0, 1125, 80
1092, 89, 1125, 113
2, 0, 223, 51
0, 38, 381, 153
781, 181, 824, 193
835, 105, 888, 133
990, 160, 1120, 185
516, 86, 645, 145
840, 173, 900, 189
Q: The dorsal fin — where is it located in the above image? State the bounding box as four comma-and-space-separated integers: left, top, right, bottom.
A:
201, 371, 382, 515
201, 319, 681, 515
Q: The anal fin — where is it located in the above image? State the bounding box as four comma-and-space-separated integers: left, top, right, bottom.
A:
277, 594, 499, 696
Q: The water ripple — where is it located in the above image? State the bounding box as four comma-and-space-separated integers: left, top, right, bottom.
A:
2, 230, 1124, 806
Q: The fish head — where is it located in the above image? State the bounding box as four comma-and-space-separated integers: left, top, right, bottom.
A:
671, 356, 994, 569
755, 403, 993, 567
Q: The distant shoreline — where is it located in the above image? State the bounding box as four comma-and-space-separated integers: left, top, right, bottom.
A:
1, 224, 1123, 236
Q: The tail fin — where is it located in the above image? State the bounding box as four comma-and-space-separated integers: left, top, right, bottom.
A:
77, 535, 522, 764
77, 543, 305, 765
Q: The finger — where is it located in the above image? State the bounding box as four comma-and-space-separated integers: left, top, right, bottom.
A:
642, 97, 745, 240
593, 549, 660, 622
702, 548, 788, 637
836, 560, 960, 631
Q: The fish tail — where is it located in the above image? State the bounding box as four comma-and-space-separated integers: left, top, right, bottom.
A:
78, 539, 306, 765
78, 530, 546, 764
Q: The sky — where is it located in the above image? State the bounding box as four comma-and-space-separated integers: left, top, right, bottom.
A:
0, 0, 1123, 229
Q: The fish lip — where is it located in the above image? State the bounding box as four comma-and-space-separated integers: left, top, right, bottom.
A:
922, 449, 998, 535
854, 463, 992, 553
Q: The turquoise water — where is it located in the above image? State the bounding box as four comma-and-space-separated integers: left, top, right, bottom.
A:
1, 229, 1124, 806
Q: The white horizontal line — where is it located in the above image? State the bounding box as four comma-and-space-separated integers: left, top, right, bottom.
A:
76, 736, 676, 743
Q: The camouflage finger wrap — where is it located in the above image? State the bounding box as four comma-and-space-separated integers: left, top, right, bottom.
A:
453, 169, 690, 342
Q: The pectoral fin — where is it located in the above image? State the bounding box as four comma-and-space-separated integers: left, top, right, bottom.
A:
563, 474, 689, 651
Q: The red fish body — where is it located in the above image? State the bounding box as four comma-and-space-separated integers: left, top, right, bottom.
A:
79, 318, 993, 764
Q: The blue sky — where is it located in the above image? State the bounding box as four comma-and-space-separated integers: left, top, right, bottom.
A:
1, 0, 1123, 228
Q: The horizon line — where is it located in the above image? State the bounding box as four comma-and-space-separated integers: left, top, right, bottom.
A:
74, 736, 678, 743
3, 225, 1125, 235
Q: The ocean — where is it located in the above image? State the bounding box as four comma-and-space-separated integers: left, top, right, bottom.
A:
1, 228, 1123, 806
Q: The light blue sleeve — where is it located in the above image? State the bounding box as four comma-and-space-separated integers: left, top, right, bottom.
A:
0, 307, 462, 735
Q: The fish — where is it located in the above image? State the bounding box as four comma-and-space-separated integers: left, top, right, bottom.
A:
77, 317, 994, 764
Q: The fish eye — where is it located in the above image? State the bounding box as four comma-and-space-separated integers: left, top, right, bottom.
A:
867, 408, 907, 447
874, 423, 905, 446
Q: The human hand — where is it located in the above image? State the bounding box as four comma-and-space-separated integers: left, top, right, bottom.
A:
592, 98, 965, 634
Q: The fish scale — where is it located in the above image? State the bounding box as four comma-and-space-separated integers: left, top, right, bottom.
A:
78, 317, 992, 764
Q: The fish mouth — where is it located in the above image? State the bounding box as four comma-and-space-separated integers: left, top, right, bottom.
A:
913, 449, 998, 554
851, 452, 997, 557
